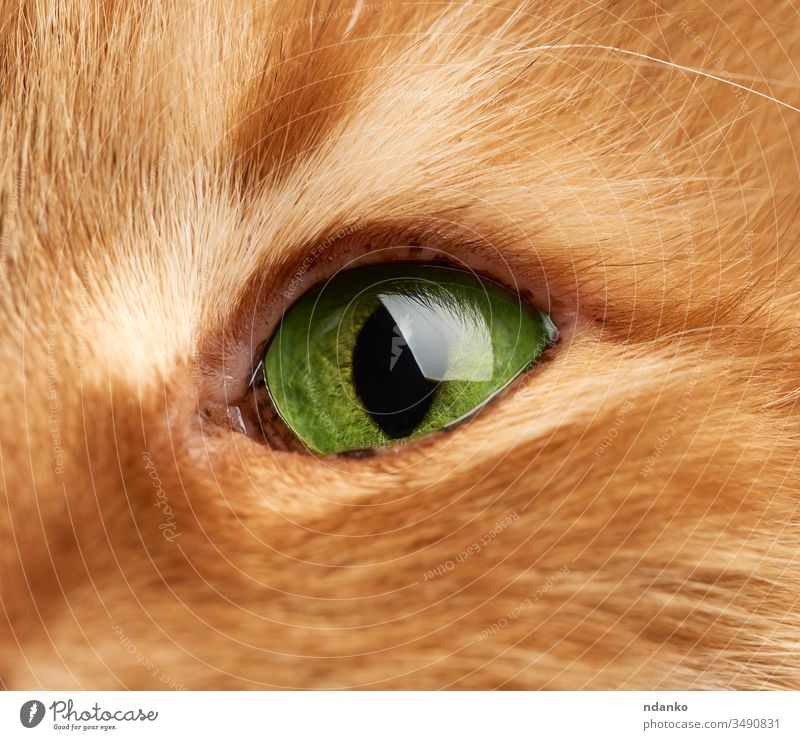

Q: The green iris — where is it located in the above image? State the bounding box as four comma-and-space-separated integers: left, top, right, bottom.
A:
264, 264, 556, 454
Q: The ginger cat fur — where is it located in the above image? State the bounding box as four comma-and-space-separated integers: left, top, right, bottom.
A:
0, 0, 799, 689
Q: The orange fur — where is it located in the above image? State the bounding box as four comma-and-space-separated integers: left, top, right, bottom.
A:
1, 0, 799, 689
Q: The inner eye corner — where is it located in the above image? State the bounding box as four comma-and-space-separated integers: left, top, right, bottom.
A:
245, 261, 558, 457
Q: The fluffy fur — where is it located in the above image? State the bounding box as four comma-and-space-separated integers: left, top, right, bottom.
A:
1, 0, 799, 689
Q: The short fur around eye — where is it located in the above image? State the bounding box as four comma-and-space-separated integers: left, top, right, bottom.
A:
0, 0, 799, 689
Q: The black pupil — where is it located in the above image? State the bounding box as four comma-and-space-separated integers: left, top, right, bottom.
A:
352, 304, 439, 439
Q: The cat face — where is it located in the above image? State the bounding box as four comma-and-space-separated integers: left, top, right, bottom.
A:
1, 0, 798, 688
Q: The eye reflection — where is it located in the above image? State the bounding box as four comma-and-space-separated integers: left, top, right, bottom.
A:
353, 291, 495, 439
263, 264, 557, 454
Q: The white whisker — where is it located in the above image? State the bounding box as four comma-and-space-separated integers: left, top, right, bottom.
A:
529, 44, 800, 115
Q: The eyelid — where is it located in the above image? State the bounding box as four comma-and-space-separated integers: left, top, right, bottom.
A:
194, 225, 572, 432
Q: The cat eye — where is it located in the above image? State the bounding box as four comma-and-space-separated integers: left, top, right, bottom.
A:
261, 264, 557, 454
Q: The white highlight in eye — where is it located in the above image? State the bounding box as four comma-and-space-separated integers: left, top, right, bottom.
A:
378, 292, 494, 382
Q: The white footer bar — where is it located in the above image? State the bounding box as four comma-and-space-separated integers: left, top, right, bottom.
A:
1, 691, 796, 739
